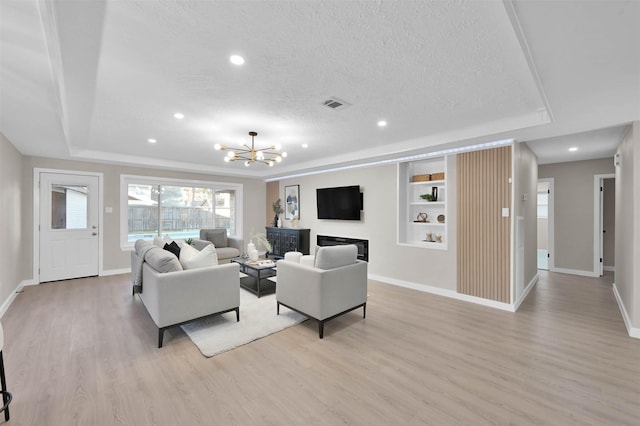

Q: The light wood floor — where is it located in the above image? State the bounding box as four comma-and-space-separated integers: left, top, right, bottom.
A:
2, 270, 639, 425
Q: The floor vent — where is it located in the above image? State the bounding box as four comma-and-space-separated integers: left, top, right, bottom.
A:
322, 97, 351, 110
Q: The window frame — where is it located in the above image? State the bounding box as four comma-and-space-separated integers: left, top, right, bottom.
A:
120, 174, 243, 250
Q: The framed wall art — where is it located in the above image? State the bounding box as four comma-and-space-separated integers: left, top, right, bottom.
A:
284, 185, 300, 219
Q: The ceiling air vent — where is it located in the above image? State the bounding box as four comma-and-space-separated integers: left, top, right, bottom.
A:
322, 97, 351, 111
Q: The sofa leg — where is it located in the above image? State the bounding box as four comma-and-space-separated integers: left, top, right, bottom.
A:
235, 307, 240, 322
318, 321, 324, 339
158, 328, 165, 348
363, 302, 366, 318
277, 302, 280, 315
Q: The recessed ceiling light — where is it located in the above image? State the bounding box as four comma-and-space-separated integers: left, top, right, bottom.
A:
569, 147, 578, 152
302, 143, 308, 148
230, 55, 245, 65
148, 138, 157, 143
377, 120, 387, 127
173, 112, 185, 119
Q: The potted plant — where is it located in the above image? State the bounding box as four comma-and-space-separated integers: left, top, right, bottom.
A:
272, 198, 283, 227
250, 230, 272, 255
420, 194, 434, 201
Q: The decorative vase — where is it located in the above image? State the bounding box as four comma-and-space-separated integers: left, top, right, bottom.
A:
277, 218, 282, 228
431, 186, 438, 202
273, 214, 279, 227
249, 249, 259, 261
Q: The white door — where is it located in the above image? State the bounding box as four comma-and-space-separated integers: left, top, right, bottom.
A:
39, 172, 100, 282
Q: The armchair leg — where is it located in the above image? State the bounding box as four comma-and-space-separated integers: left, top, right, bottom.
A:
158, 328, 165, 348
277, 302, 280, 315
318, 321, 324, 339
0, 351, 11, 421
235, 307, 240, 322
363, 302, 366, 318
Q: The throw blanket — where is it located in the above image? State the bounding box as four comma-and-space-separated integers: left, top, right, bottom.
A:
133, 244, 156, 294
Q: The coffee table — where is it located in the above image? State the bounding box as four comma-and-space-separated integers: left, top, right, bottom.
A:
231, 257, 277, 298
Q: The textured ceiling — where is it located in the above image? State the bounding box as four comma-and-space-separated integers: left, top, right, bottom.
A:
1, 0, 638, 178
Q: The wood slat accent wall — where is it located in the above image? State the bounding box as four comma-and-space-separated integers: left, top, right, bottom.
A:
266, 181, 279, 226
457, 146, 511, 303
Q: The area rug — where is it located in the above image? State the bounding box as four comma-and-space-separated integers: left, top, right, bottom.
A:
181, 290, 306, 357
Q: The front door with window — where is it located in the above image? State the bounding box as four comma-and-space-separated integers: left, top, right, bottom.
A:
39, 172, 100, 282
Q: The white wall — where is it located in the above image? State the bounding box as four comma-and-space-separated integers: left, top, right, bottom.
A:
277, 158, 458, 291
0, 133, 27, 307
602, 178, 615, 268
614, 122, 639, 330
513, 142, 539, 300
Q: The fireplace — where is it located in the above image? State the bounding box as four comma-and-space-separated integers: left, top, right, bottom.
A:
316, 235, 369, 262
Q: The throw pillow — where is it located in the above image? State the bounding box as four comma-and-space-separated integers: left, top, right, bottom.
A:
134, 239, 154, 256
153, 235, 173, 247
206, 229, 228, 248
179, 243, 198, 268
314, 244, 358, 270
144, 247, 183, 273
181, 244, 218, 270
163, 241, 181, 258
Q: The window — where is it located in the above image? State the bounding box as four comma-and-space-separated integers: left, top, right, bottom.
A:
51, 185, 88, 229
121, 175, 242, 248
537, 192, 548, 218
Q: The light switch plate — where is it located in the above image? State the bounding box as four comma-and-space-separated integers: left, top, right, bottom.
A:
502, 208, 509, 217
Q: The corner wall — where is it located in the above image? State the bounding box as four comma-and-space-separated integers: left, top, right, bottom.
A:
0, 133, 27, 310
513, 142, 539, 301
614, 122, 639, 334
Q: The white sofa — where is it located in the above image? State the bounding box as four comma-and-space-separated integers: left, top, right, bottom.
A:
131, 241, 240, 347
276, 245, 368, 338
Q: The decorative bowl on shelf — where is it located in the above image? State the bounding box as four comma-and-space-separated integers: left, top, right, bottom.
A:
437, 214, 445, 223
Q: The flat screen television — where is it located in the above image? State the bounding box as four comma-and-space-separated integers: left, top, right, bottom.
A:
316, 185, 362, 220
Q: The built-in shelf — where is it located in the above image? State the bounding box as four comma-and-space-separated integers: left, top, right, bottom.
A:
398, 156, 448, 250
409, 180, 445, 186
409, 201, 445, 206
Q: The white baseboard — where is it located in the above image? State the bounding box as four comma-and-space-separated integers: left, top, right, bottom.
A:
0, 279, 34, 319
550, 267, 598, 277
603, 266, 615, 272
368, 274, 516, 312
101, 268, 131, 276
612, 283, 640, 339
513, 274, 539, 311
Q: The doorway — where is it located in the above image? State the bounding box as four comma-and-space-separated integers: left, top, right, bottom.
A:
537, 179, 554, 270
594, 174, 615, 276
36, 170, 102, 282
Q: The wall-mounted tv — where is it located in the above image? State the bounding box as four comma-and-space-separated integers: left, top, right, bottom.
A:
316, 185, 362, 220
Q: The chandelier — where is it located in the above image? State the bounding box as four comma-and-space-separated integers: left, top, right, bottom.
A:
214, 131, 287, 167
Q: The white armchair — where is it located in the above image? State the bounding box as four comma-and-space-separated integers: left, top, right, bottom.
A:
276, 245, 367, 338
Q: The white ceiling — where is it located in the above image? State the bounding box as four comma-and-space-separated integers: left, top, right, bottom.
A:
1, 0, 638, 179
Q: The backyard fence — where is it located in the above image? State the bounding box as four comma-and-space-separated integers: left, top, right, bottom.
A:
128, 206, 230, 233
